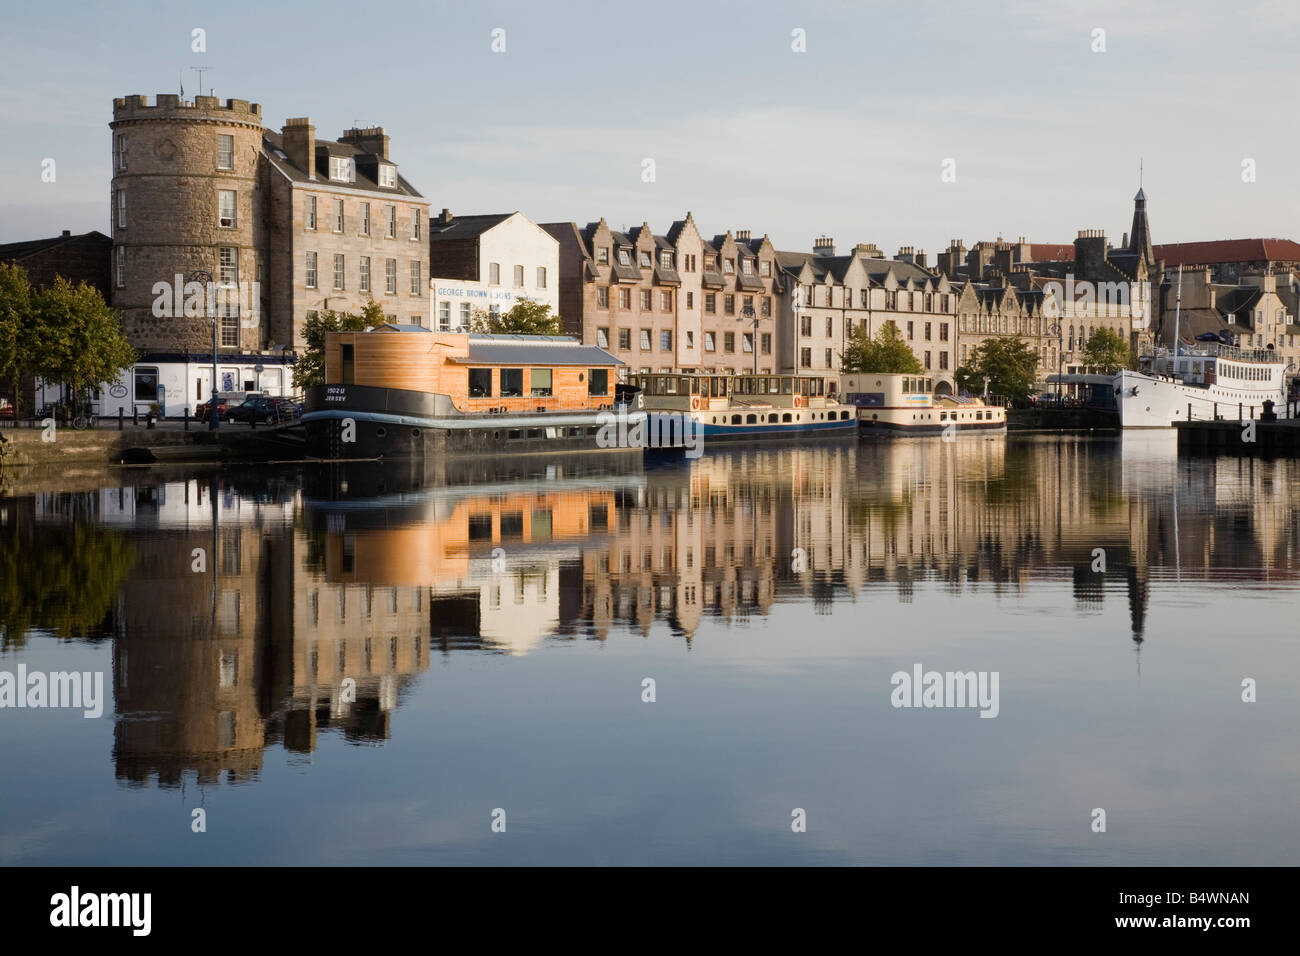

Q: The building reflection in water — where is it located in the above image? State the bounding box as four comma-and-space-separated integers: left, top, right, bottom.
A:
8, 434, 1300, 788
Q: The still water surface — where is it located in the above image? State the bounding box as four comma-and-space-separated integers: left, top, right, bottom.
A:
1, 434, 1297, 865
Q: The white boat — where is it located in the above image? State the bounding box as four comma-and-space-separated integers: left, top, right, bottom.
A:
1115, 345, 1287, 428
842, 372, 1007, 435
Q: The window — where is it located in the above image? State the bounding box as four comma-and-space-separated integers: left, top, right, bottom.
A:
597, 287, 609, 307
219, 247, 238, 286
924, 321, 932, 340
360, 256, 371, 292
305, 252, 317, 288
115, 247, 125, 287
220, 301, 239, 346
724, 259, 735, 274
801, 316, 812, 336
618, 328, 631, 350
724, 294, 735, 315
660, 250, 673, 269
761, 332, 772, 354
411, 208, 421, 240
743, 333, 754, 353
705, 332, 716, 351
686, 291, 694, 309
500, 368, 523, 397
329, 155, 352, 181
360, 202, 370, 235
469, 368, 492, 397
640, 289, 652, 310
762, 296, 772, 316
618, 249, 631, 266
939, 351, 949, 370
825, 348, 832, 367
907, 320, 914, 339
378, 164, 396, 188
684, 254, 696, 272
134, 367, 158, 401
410, 261, 421, 294
597, 247, 609, 265
439, 301, 450, 330
513, 264, 524, 288
640, 330, 651, 350
724, 332, 735, 352
330, 198, 343, 232
619, 288, 631, 309
661, 291, 672, 311
826, 317, 833, 337
705, 293, 716, 313
660, 330, 672, 351
924, 350, 932, 369
761, 260, 771, 277
940, 322, 949, 341
800, 347, 811, 367
597, 328, 609, 348
460, 302, 471, 327
117, 187, 127, 228
217, 134, 233, 170
536, 266, 547, 288
305, 196, 316, 230
385, 259, 397, 294
588, 369, 609, 396
116, 135, 127, 171
489, 262, 501, 285
385, 206, 396, 238
686, 330, 694, 348
742, 258, 754, 275
217, 189, 237, 228
531, 368, 553, 397
329, 254, 344, 290
640, 251, 652, 268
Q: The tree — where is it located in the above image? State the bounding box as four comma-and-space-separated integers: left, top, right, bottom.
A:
0, 262, 34, 415
292, 300, 385, 390
30, 277, 137, 410
1082, 327, 1130, 374
471, 299, 563, 335
956, 336, 1038, 400
840, 321, 923, 374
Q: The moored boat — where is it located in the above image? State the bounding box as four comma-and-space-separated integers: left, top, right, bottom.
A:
1115, 344, 1288, 428
843, 372, 1006, 435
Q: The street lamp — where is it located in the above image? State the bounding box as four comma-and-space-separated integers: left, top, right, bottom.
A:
737, 305, 759, 375
187, 269, 219, 431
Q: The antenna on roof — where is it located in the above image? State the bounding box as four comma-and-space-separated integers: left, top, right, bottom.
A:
1140, 157, 1143, 189
189, 66, 214, 96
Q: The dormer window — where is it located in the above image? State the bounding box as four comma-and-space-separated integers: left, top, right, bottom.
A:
724, 259, 735, 274
659, 251, 673, 269
329, 156, 355, 182
639, 251, 652, 268
618, 249, 630, 266
596, 247, 609, 265
378, 164, 396, 188
742, 258, 754, 275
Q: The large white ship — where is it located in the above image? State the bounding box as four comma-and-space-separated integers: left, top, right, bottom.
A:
1115, 344, 1288, 428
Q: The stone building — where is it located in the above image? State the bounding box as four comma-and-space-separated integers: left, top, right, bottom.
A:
542, 213, 780, 377
1153, 238, 1300, 285
108, 93, 428, 412
0, 229, 112, 296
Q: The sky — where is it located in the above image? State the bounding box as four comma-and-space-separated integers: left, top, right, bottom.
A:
2, 0, 1298, 256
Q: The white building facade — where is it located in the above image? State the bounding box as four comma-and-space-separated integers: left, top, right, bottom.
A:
428, 211, 561, 331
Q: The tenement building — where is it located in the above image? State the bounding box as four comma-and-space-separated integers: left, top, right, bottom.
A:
109, 93, 427, 414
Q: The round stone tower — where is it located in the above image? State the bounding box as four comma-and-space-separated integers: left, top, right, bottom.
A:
110, 94, 265, 352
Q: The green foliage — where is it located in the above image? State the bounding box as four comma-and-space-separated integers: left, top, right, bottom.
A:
0, 266, 133, 415
0, 523, 137, 650
292, 302, 381, 390
956, 336, 1038, 400
840, 321, 923, 374
1082, 327, 1130, 374
471, 299, 563, 335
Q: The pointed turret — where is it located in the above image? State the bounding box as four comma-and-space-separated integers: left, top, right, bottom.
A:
1128, 187, 1154, 265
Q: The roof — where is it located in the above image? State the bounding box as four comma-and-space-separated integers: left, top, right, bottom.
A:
1154, 239, 1300, 267
262, 130, 424, 198
374, 323, 430, 332
450, 335, 624, 367
0, 230, 110, 261
1027, 243, 1075, 261
428, 212, 513, 241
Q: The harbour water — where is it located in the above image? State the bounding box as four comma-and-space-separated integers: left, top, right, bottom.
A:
1, 434, 1297, 865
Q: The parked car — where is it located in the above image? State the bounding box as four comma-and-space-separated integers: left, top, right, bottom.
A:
0, 398, 14, 421
226, 395, 300, 425
196, 391, 262, 420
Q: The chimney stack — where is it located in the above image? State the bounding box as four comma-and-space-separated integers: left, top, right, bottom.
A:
438, 208, 453, 224
282, 118, 316, 179
340, 126, 390, 160
813, 236, 835, 256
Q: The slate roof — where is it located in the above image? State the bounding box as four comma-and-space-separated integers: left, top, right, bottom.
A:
451, 335, 624, 367
1154, 238, 1300, 267
262, 130, 424, 198
0, 230, 110, 260
428, 213, 513, 241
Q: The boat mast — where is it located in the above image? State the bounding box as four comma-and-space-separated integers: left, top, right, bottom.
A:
1172, 264, 1182, 360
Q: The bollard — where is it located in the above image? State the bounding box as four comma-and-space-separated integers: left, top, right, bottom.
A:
184, 407, 189, 432
133, 406, 138, 426
1239, 402, 1243, 422
118, 408, 124, 431
1187, 403, 1192, 422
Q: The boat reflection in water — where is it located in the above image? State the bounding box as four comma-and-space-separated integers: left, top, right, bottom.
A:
3, 435, 1300, 866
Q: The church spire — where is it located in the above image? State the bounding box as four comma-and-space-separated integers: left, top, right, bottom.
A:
1128, 182, 1153, 265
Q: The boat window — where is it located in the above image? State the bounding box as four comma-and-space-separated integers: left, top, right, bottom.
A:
469, 368, 492, 398
731, 414, 742, 424
501, 368, 524, 397
680, 377, 691, 395
841, 411, 849, 420
782, 413, 792, 422
769, 414, 778, 422
588, 369, 609, 396
781, 378, 793, 394
746, 414, 757, 424
530, 368, 553, 397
